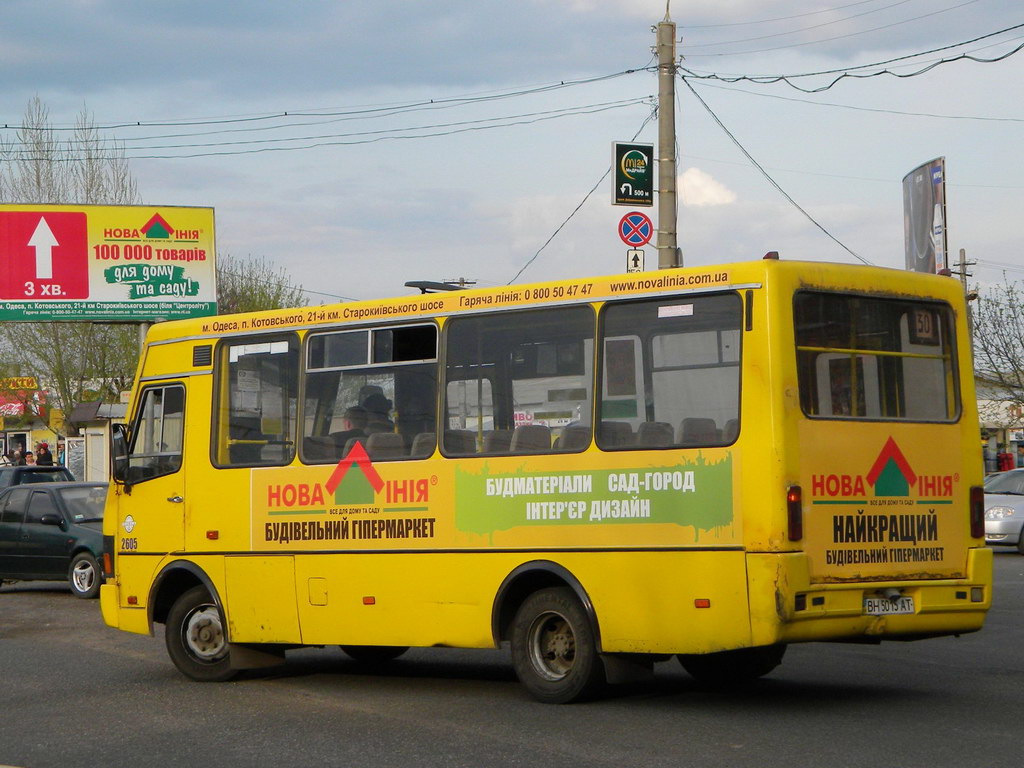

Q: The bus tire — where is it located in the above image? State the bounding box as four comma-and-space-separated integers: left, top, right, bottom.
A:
510, 587, 605, 704
341, 645, 409, 663
678, 644, 786, 686
165, 586, 237, 682
68, 552, 102, 599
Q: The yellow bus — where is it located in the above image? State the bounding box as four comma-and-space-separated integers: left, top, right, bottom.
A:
100, 257, 990, 703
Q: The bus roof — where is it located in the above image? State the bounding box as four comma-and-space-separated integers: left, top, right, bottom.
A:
145, 258, 965, 344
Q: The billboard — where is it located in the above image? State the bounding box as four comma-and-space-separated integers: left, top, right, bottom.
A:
612, 142, 654, 206
903, 157, 946, 274
0, 205, 217, 321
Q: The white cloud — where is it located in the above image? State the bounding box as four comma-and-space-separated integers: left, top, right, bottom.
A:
680, 168, 736, 207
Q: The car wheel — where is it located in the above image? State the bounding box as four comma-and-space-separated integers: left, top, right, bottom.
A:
1017, 532, 1024, 555
340, 645, 409, 662
165, 586, 237, 682
510, 587, 606, 704
678, 644, 786, 686
68, 552, 102, 599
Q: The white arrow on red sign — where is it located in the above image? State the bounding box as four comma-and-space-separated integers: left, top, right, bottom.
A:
28, 217, 59, 280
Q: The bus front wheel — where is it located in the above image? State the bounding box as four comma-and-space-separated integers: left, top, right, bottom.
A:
678, 644, 786, 686
510, 587, 605, 704
165, 586, 237, 682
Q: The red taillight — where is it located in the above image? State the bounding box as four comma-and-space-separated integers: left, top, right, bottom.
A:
787, 485, 803, 541
970, 485, 984, 538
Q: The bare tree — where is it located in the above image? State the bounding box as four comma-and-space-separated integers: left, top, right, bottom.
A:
972, 278, 1024, 434
0, 97, 141, 431
973, 281, 1024, 398
1, 99, 310, 431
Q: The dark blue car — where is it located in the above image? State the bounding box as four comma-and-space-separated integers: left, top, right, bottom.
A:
0, 482, 107, 598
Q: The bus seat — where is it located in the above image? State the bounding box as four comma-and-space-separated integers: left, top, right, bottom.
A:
343, 436, 367, 457
679, 417, 719, 445
443, 429, 477, 455
722, 419, 739, 443
366, 432, 406, 459
636, 421, 674, 447
483, 429, 513, 454
558, 424, 591, 451
410, 432, 436, 458
304, 436, 339, 461
598, 421, 634, 447
510, 424, 552, 453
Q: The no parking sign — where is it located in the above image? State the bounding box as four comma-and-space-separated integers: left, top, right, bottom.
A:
618, 212, 653, 247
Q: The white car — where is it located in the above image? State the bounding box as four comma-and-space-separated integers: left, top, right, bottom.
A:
984, 468, 1024, 555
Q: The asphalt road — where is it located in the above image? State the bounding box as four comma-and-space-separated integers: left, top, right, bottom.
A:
1, 553, 1021, 768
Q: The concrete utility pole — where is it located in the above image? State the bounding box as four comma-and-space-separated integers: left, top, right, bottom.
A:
953, 247, 977, 340
656, 12, 680, 269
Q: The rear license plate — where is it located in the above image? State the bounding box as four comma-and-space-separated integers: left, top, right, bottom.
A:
863, 596, 915, 615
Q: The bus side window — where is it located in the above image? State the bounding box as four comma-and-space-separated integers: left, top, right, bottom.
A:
598, 294, 742, 450
214, 335, 299, 467
127, 385, 185, 483
302, 324, 437, 463
443, 306, 595, 456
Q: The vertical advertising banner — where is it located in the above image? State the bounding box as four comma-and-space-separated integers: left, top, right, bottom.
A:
612, 142, 654, 206
0, 204, 217, 321
903, 157, 946, 274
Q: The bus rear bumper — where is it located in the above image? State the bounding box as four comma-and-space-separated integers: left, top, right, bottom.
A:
747, 546, 992, 645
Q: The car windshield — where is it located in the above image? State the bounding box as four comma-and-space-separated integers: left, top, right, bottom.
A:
57, 486, 107, 522
984, 471, 1024, 495
22, 469, 71, 483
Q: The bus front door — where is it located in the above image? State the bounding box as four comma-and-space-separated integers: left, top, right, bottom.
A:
118, 383, 188, 557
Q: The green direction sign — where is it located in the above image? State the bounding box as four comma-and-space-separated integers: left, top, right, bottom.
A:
613, 142, 654, 207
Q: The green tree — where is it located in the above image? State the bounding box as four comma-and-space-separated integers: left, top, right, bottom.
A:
216, 253, 308, 314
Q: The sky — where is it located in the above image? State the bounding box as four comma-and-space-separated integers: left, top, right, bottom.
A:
1, 0, 1022, 304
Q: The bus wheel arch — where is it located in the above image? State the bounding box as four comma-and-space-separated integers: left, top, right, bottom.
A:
491, 561, 601, 650
149, 561, 222, 630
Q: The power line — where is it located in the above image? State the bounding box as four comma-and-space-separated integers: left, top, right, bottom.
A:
1, 99, 652, 162
690, 80, 1024, 123
680, 22, 1024, 92
0, 98, 651, 156
681, 0, 921, 50
507, 106, 658, 284
681, 78, 871, 266
0, 67, 651, 134
681, 0, 913, 29
679, 0, 983, 58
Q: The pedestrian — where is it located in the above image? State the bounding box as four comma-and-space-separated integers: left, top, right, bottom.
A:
57, 440, 66, 465
24, 452, 36, 465
36, 442, 53, 465
12, 450, 24, 466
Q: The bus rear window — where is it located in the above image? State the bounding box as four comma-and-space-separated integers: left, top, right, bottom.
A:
794, 292, 959, 421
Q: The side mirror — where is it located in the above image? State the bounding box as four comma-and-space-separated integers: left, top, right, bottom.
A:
39, 513, 65, 528
111, 423, 130, 487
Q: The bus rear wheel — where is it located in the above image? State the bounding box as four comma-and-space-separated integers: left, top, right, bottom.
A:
510, 587, 605, 704
341, 645, 409, 663
678, 644, 786, 686
165, 586, 237, 682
